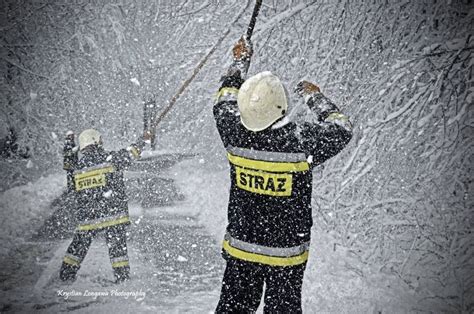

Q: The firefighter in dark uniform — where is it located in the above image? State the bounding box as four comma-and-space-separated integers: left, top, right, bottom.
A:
214, 37, 353, 312
63, 131, 78, 193
59, 129, 145, 283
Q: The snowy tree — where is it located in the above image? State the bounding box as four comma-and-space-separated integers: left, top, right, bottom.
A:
0, 0, 472, 311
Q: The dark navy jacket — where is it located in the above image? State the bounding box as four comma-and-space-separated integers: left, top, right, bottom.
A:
65, 145, 140, 231
213, 73, 352, 265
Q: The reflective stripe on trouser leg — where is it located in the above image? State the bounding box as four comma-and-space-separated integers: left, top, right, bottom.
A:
63, 253, 82, 266
63, 229, 94, 266
60, 230, 94, 281
111, 255, 129, 268
105, 224, 130, 281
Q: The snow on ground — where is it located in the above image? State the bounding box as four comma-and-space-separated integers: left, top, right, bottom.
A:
166, 157, 420, 312
1, 155, 224, 313
32, 234, 219, 313
0, 173, 64, 260
0, 157, 420, 313
163, 157, 229, 243
303, 230, 418, 312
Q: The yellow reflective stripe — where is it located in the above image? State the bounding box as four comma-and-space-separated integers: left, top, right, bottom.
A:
227, 153, 309, 173
74, 166, 115, 180
130, 146, 140, 158
63, 256, 80, 266
326, 112, 349, 122
223, 240, 308, 267
112, 260, 129, 268
216, 87, 239, 101
77, 216, 130, 231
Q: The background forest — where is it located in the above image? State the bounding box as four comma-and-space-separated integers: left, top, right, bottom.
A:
1, 0, 473, 311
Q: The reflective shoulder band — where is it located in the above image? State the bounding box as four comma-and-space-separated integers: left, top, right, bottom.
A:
74, 163, 115, 178
227, 146, 307, 163
227, 152, 309, 173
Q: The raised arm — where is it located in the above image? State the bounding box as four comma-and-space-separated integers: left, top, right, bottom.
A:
108, 137, 146, 171
63, 131, 78, 171
213, 36, 253, 146
294, 81, 353, 164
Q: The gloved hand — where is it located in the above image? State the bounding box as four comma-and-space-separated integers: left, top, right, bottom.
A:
143, 130, 153, 144
63, 131, 78, 170
232, 35, 253, 62
65, 131, 74, 142
127, 141, 143, 159
134, 139, 145, 152
64, 131, 76, 151
294, 81, 321, 97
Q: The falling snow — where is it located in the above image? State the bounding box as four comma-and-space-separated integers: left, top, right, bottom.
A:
0, 1, 473, 313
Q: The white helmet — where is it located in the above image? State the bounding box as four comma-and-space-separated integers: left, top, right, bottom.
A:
237, 71, 288, 132
78, 129, 102, 151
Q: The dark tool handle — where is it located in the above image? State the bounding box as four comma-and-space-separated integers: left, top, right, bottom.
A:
148, 1, 254, 148
147, 1, 261, 149
246, 0, 263, 39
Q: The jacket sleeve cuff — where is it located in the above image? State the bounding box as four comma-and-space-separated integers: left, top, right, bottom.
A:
307, 94, 352, 131
216, 71, 243, 104
306, 93, 339, 120
126, 145, 141, 159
